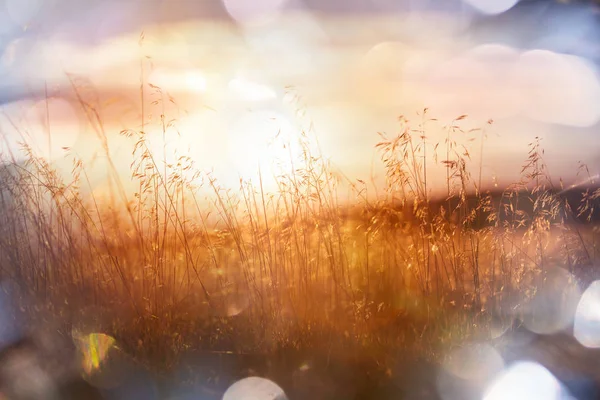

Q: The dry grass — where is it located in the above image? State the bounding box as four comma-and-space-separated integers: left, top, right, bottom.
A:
0, 57, 598, 395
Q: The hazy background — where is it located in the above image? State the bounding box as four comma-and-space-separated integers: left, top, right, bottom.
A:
0, 0, 598, 195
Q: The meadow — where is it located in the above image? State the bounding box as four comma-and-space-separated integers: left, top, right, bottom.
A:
0, 71, 598, 399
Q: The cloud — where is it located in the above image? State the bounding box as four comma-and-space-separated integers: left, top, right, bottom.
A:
415, 44, 600, 127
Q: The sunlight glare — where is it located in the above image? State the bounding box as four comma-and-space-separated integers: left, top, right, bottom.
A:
574, 280, 600, 348
223, 377, 287, 400
185, 70, 208, 93
229, 77, 277, 102
463, 0, 519, 15
483, 361, 568, 400
149, 68, 207, 93
227, 109, 301, 185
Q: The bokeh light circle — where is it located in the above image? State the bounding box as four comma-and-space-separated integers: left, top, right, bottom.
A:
422, 43, 522, 121
443, 343, 504, 381
437, 342, 504, 400
520, 266, 581, 335
483, 361, 568, 400
463, 0, 519, 15
512, 49, 600, 127
574, 280, 600, 348
222, 0, 289, 26
489, 314, 516, 339
223, 376, 287, 400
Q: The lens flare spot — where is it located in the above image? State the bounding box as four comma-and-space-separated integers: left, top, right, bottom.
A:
483, 361, 568, 400
298, 362, 310, 372
73, 332, 117, 377
223, 377, 287, 400
574, 280, 600, 348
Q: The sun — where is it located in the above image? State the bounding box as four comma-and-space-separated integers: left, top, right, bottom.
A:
226, 109, 303, 186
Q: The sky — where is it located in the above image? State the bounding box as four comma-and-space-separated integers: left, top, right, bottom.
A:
0, 0, 599, 196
